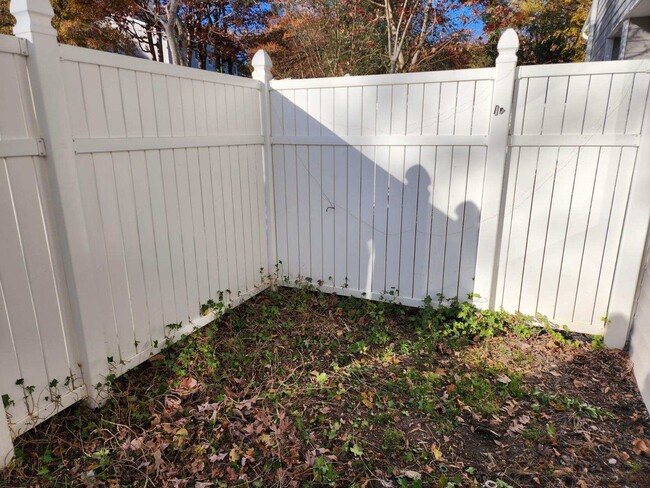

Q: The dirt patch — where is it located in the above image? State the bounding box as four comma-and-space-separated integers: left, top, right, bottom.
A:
1, 287, 649, 487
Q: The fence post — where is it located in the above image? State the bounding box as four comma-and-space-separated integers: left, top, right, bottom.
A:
474, 29, 519, 310
604, 79, 650, 348
0, 402, 12, 468
10, 0, 109, 405
252, 50, 278, 280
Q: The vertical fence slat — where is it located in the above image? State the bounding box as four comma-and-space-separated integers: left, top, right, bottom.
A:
321, 146, 335, 285
187, 147, 210, 303
131, 151, 165, 335
347, 146, 362, 291
413, 146, 435, 299
518, 147, 558, 315
113, 152, 150, 352
209, 147, 232, 292
398, 147, 420, 298
359, 146, 375, 296
443, 147, 470, 298
334, 146, 348, 287
385, 146, 404, 292
371, 146, 389, 294
428, 146, 452, 297
297, 145, 311, 279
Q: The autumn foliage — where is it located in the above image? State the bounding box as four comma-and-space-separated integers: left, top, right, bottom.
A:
0, 0, 589, 77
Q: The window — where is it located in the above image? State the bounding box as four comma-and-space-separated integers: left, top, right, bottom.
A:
611, 36, 622, 60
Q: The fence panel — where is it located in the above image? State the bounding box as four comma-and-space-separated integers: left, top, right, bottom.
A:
269, 59, 650, 337
269, 69, 495, 305
0, 35, 85, 437
58, 45, 268, 376
497, 60, 650, 334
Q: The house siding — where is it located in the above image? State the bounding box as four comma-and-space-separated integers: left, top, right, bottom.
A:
590, 0, 638, 60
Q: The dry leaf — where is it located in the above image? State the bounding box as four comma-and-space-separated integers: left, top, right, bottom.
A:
496, 374, 511, 384
632, 438, 650, 456
173, 427, 188, 448
361, 391, 374, 409
153, 449, 164, 471
178, 376, 199, 395
229, 447, 241, 463
400, 470, 421, 480
430, 444, 443, 460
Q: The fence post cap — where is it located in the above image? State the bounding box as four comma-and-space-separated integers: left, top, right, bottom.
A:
252, 50, 273, 83
10, 0, 57, 37
496, 28, 519, 63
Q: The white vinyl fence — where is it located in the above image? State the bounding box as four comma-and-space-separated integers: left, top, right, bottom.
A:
60, 45, 268, 380
0, 33, 86, 441
0, 0, 269, 464
269, 50, 650, 340
1, 0, 650, 468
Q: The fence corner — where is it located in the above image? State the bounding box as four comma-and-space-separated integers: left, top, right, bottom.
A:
252, 50, 278, 278
0, 403, 13, 469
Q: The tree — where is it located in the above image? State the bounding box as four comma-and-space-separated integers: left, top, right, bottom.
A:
369, 0, 483, 73
51, 0, 135, 52
482, 0, 589, 65
254, 0, 490, 78
113, 0, 185, 64
0, 0, 13, 35
253, 0, 385, 78
108, 1, 269, 73
0, 0, 134, 52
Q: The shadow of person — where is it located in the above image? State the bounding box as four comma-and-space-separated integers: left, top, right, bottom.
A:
272, 88, 484, 308
394, 162, 481, 304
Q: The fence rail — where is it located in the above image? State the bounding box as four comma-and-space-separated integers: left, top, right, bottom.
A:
1, 1, 650, 468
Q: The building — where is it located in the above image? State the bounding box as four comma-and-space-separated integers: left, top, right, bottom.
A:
583, 0, 650, 60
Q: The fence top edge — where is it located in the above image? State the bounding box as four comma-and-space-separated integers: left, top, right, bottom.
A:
58, 43, 261, 89
0, 34, 26, 55
269, 67, 496, 90
517, 59, 650, 78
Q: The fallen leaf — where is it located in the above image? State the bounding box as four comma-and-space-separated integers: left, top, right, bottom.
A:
209, 453, 227, 463
496, 374, 511, 384
173, 427, 188, 448
632, 438, 650, 456
229, 447, 241, 463
400, 470, 421, 480
361, 391, 374, 409
178, 376, 199, 395
153, 449, 164, 471
430, 444, 443, 460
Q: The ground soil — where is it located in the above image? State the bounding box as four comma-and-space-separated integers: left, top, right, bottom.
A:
1, 287, 649, 487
